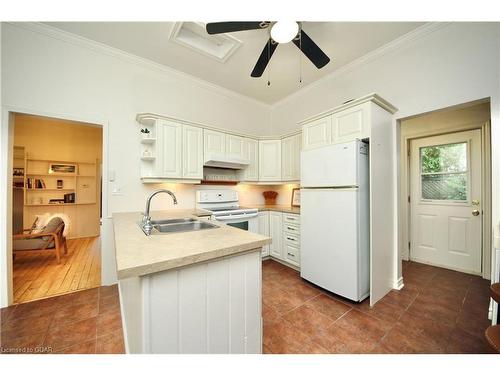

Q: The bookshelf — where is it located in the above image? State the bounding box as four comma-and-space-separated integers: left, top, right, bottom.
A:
24, 159, 97, 206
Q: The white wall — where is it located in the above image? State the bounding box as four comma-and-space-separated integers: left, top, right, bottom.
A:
270, 22, 500, 284
0, 22, 273, 306
1, 22, 272, 214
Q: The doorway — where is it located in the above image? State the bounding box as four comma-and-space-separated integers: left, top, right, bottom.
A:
401, 100, 491, 278
10, 113, 103, 303
409, 130, 482, 274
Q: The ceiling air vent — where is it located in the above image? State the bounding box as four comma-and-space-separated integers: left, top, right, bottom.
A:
169, 22, 242, 62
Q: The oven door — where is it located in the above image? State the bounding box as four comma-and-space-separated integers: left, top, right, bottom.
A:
215, 213, 259, 233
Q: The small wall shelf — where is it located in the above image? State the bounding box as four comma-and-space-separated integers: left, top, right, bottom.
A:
140, 138, 156, 144
141, 156, 156, 161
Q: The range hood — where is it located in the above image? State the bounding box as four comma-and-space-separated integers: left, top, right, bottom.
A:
203, 154, 250, 170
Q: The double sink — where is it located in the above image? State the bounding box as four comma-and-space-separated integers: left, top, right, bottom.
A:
141, 217, 218, 235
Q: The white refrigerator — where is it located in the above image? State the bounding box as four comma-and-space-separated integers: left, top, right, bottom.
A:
300, 140, 370, 302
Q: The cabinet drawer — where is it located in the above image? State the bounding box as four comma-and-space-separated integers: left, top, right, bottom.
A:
284, 244, 300, 265
283, 214, 300, 225
283, 223, 300, 236
284, 233, 300, 247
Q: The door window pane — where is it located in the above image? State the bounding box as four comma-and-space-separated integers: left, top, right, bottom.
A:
421, 142, 467, 173
420, 142, 468, 201
421, 173, 467, 200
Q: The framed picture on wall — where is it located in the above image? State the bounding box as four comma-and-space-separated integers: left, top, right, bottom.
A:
291, 188, 301, 207
49, 163, 77, 175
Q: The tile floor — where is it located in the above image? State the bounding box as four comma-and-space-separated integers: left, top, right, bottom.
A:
0, 284, 124, 354
0, 259, 493, 354
262, 259, 493, 353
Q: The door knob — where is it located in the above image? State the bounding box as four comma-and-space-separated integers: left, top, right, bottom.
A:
472, 209, 480, 216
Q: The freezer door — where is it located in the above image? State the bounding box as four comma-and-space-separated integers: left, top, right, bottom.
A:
300, 188, 363, 301
301, 140, 360, 187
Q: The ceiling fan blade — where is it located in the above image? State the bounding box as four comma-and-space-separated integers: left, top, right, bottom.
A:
206, 22, 267, 35
292, 30, 330, 69
251, 39, 278, 77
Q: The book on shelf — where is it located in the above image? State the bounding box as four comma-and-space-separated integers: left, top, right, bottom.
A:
26, 178, 46, 189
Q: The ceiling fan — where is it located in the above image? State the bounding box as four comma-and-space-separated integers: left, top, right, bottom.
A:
205, 21, 330, 78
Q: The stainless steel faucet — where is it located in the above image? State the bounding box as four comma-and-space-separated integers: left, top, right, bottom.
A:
142, 189, 178, 235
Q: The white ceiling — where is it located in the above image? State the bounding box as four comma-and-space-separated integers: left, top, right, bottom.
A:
44, 22, 425, 104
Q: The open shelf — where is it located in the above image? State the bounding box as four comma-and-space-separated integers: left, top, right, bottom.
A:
141, 156, 156, 161
26, 188, 75, 191
140, 138, 156, 144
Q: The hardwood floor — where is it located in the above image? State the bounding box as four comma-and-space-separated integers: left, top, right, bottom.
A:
13, 236, 101, 304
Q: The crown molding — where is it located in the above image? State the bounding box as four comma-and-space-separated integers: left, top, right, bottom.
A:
271, 22, 453, 108
5, 22, 272, 110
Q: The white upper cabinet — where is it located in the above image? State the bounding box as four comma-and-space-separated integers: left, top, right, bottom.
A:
302, 116, 332, 150
226, 134, 245, 160
282, 133, 301, 181
243, 138, 259, 181
157, 120, 183, 178
259, 140, 282, 181
203, 129, 226, 161
331, 102, 370, 143
182, 125, 203, 179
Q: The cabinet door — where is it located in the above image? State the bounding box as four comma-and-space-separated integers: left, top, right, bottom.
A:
259, 140, 282, 181
302, 116, 332, 150
331, 102, 370, 143
243, 138, 259, 181
294, 134, 302, 180
158, 120, 183, 178
281, 134, 301, 181
203, 129, 226, 161
258, 212, 270, 257
269, 211, 283, 259
281, 136, 294, 181
226, 135, 245, 159
182, 125, 203, 179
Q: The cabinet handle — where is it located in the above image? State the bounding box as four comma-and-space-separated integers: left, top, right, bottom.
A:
287, 237, 296, 241
287, 252, 295, 257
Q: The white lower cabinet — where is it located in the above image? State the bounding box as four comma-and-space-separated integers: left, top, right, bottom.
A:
269, 211, 283, 259
259, 211, 300, 267
258, 212, 270, 256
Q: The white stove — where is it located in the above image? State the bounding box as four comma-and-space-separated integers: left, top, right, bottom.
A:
196, 190, 259, 232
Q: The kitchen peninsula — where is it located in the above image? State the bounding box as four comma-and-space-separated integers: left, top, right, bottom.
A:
113, 209, 271, 354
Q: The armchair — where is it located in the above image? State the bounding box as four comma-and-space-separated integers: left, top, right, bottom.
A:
13, 217, 68, 263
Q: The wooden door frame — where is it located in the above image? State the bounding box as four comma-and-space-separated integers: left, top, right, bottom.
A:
401, 121, 491, 279
0, 105, 110, 307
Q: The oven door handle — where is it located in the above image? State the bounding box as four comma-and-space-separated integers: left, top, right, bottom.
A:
215, 213, 258, 220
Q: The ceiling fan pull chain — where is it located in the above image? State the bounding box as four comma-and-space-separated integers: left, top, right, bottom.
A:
299, 31, 303, 83
267, 39, 271, 86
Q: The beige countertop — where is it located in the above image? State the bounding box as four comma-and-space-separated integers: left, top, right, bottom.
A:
113, 209, 271, 279
245, 205, 300, 214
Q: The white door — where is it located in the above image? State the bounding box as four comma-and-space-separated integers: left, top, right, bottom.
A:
258, 212, 270, 257
300, 188, 367, 301
203, 129, 226, 161
269, 211, 283, 259
281, 134, 301, 181
158, 120, 182, 178
301, 140, 361, 187
182, 125, 203, 179
410, 130, 482, 274
331, 102, 370, 143
302, 116, 332, 150
243, 138, 259, 182
259, 140, 281, 181
226, 135, 245, 160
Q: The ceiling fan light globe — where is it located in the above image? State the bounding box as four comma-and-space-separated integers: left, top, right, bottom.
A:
270, 21, 299, 44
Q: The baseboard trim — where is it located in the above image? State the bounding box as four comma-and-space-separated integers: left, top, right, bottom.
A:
393, 277, 404, 290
